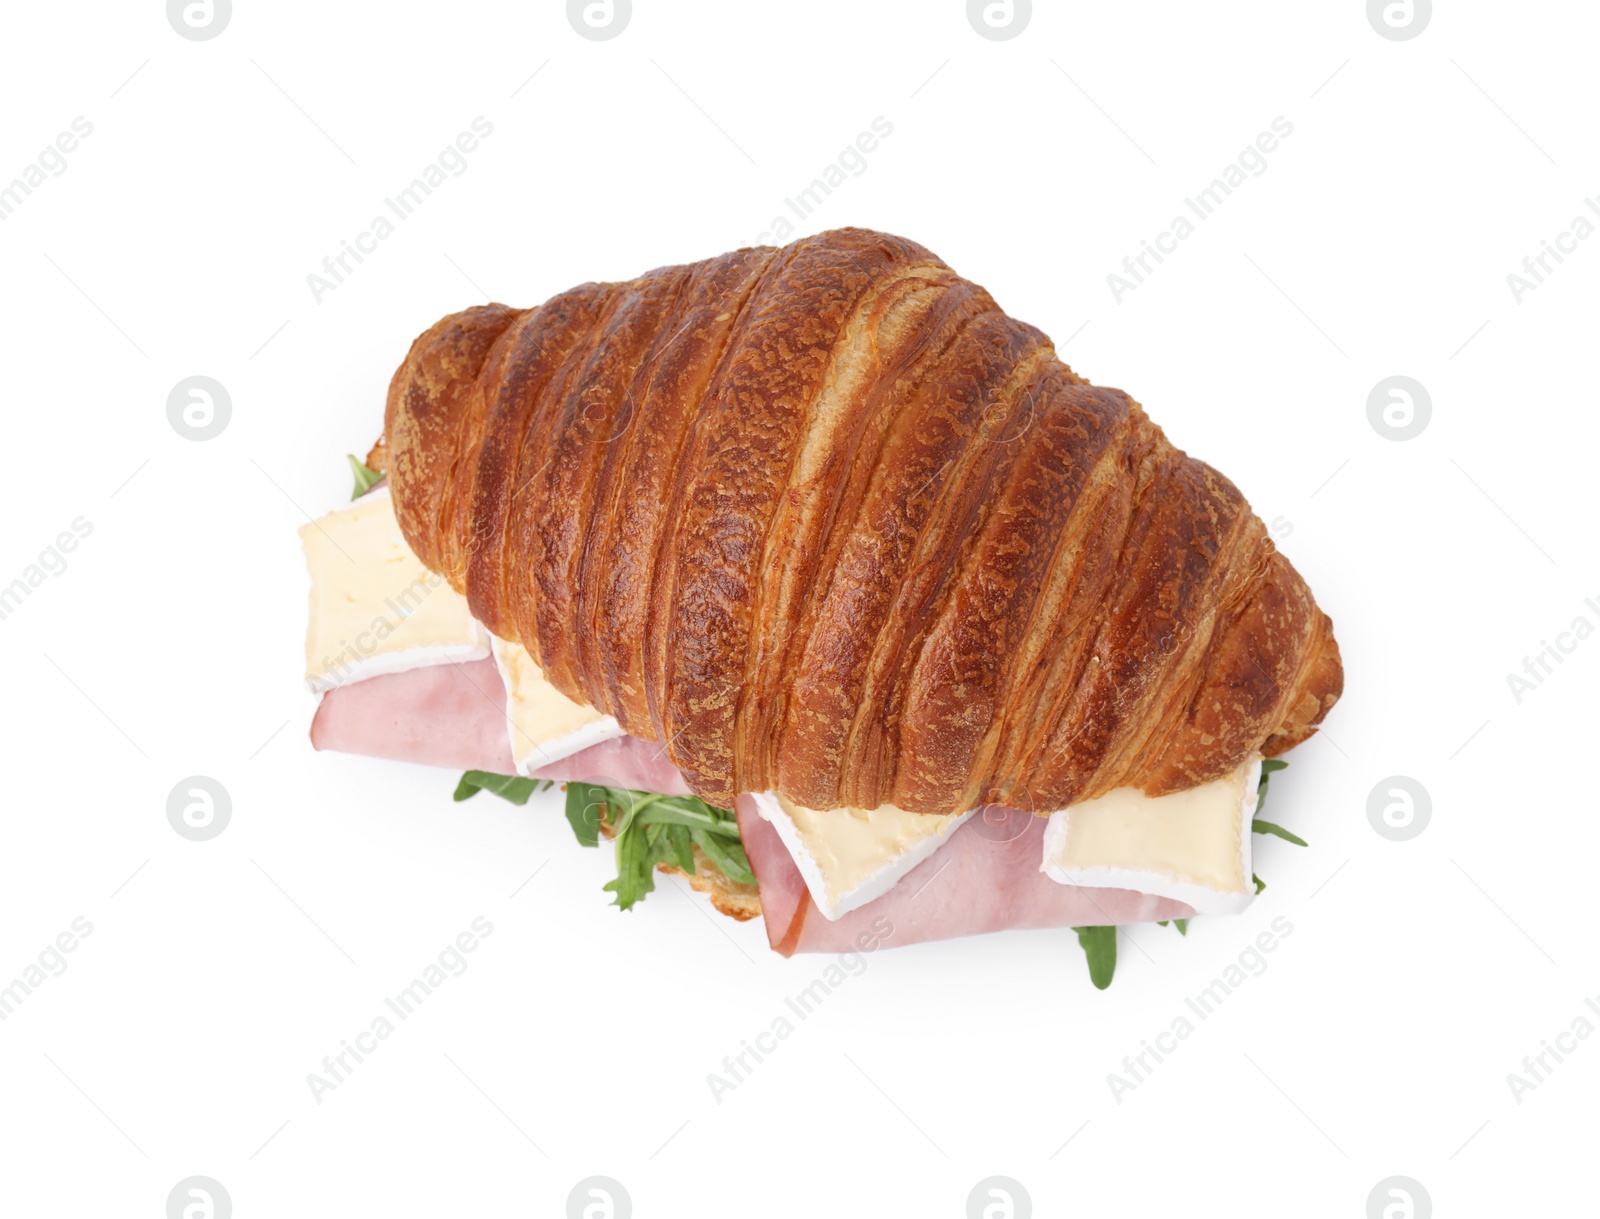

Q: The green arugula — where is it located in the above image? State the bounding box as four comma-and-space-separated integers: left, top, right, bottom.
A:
348, 454, 383, 500
1255, 757, 1289, 816
452, 773, 753, 910
1252, 819, 1307, 846
1156, 919, 1189, 935
452, 770, 552, 805
1073, 925, 1118, 990
564, 783, 754, 910
1252, 758, 1307, 846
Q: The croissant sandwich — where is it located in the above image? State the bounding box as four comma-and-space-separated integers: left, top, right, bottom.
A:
300, 228, 1342, 986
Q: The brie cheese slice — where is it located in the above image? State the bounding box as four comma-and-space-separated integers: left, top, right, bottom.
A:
752, 792, 974, 920
1040, 757, 1262, 915
300, 486, 488, 692
489, 635, 624, 773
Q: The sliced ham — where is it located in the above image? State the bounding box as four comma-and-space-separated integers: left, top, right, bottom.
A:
313, 662, 1187, 952
525, 736, 693, 795
311, 659, 690, 792
736, 797, 1192, 955
312, 659, 516, 772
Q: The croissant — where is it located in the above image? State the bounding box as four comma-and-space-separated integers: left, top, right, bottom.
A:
380, 228, 1341, 818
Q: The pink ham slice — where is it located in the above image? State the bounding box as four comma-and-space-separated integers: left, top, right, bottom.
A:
312, 661, 1189, 951
735, 799, 1193, 955
311, 659, 516, 772
310, 658, 691, 793
528, 736, 693, 796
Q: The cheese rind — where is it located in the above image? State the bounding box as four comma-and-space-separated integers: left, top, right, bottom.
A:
752, 793, 974, 920
490, 635, 624, 774
300, 487, 488, 692
1039, 757, 1262, 915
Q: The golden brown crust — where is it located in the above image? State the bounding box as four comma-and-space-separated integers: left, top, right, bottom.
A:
659, 846, 763, 922
364, 435, 389, 476
383, 229, 1343, 813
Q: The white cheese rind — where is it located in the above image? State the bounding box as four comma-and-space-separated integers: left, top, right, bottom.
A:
490, 635, 624, 774
752, 792, 974, 920
1039, 757, 1262, 915
300, 486, 489, 692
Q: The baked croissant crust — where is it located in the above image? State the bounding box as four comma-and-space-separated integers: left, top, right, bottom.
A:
381, 228, 1342, 815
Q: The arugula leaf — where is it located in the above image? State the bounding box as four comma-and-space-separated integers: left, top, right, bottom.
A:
1173, 918, 1188, 935
347, 454, 383, 500
1073, 925, 1118, 990
560, 783, 752, 911
1252, 757, 1307, 846
1255, 756, 1287, 817
453, 770, 541, 805
1254, 873, 1267, 895
1252, 818, 1308, 847
693, 824, 755, 885
563, 782, 606, 847
460, 777, 753, 910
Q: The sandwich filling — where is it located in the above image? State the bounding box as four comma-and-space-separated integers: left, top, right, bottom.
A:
1040, 758, 1262, 917
490, 635, 624, 773
750, 794, 975, 920
306, 461, 1308, 982
300, 486, 488, 692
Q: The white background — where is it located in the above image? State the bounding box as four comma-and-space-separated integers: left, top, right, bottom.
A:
1, 1, 1595, 1215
